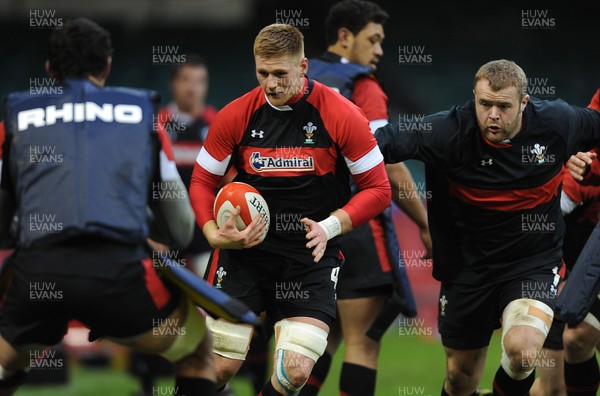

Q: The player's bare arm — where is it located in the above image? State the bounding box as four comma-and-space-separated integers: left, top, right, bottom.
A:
385, 162, 432, 259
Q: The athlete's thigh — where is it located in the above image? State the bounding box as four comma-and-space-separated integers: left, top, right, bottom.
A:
337, 294, 388, 341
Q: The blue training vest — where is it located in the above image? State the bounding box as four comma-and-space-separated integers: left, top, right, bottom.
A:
308, 57, 372, 100
309, 56, 407, 273
4, 78, 157, 248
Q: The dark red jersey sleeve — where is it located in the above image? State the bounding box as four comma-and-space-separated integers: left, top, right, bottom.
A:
352, 76, 389, 122
588, 88, 600, 111
0, 122, 4, 160
156, 107, 175, 161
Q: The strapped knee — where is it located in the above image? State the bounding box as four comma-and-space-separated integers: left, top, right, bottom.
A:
205, 316, 253, 360
160, 300, 207, 362
500, 298, 553, 379
273, 320, 328, 394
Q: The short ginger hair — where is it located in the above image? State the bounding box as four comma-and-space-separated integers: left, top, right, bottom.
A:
253, 23, 304, 61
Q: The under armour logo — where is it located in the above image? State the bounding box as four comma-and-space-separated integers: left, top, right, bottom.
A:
481, 158, 493, 166
251, 130, 264, 138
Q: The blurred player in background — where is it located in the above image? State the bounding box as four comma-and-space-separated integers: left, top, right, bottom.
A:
0, 18, 215, 396
190, 23, 391, 396
528, 87, 600, 396
376, 60, 600, 396
130, 53, 222, 396
158, 54, 217, 273
301, 1, 430, 395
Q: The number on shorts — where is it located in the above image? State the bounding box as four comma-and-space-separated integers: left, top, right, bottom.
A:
330, 267, 340, 290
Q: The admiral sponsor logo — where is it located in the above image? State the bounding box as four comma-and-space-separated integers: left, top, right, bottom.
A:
17, 102, 143, 131
250, 151, 314, 172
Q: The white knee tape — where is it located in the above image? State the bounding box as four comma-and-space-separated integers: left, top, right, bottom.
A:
161, 301, 207, 362
502, 299, 554, 337
500, 299, 554, 380
274, 320, 328, 362
205, 316, 253, 360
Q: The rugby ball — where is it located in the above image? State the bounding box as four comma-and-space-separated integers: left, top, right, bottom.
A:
213, 182, 270, 241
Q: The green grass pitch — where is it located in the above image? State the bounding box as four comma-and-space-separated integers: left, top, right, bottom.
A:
16, 328, 508, 396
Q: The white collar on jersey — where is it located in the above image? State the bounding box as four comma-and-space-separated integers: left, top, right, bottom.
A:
340, 56, 350, 64
264, 93, 293, 111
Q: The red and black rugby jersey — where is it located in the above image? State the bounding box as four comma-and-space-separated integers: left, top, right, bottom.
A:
191, 78, 390, 264
376, 97, 600, 284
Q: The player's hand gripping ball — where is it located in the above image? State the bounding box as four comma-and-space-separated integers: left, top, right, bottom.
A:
214, 182, 270, 241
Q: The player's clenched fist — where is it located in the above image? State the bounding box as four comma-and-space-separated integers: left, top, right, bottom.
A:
568, 151, 597, 181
